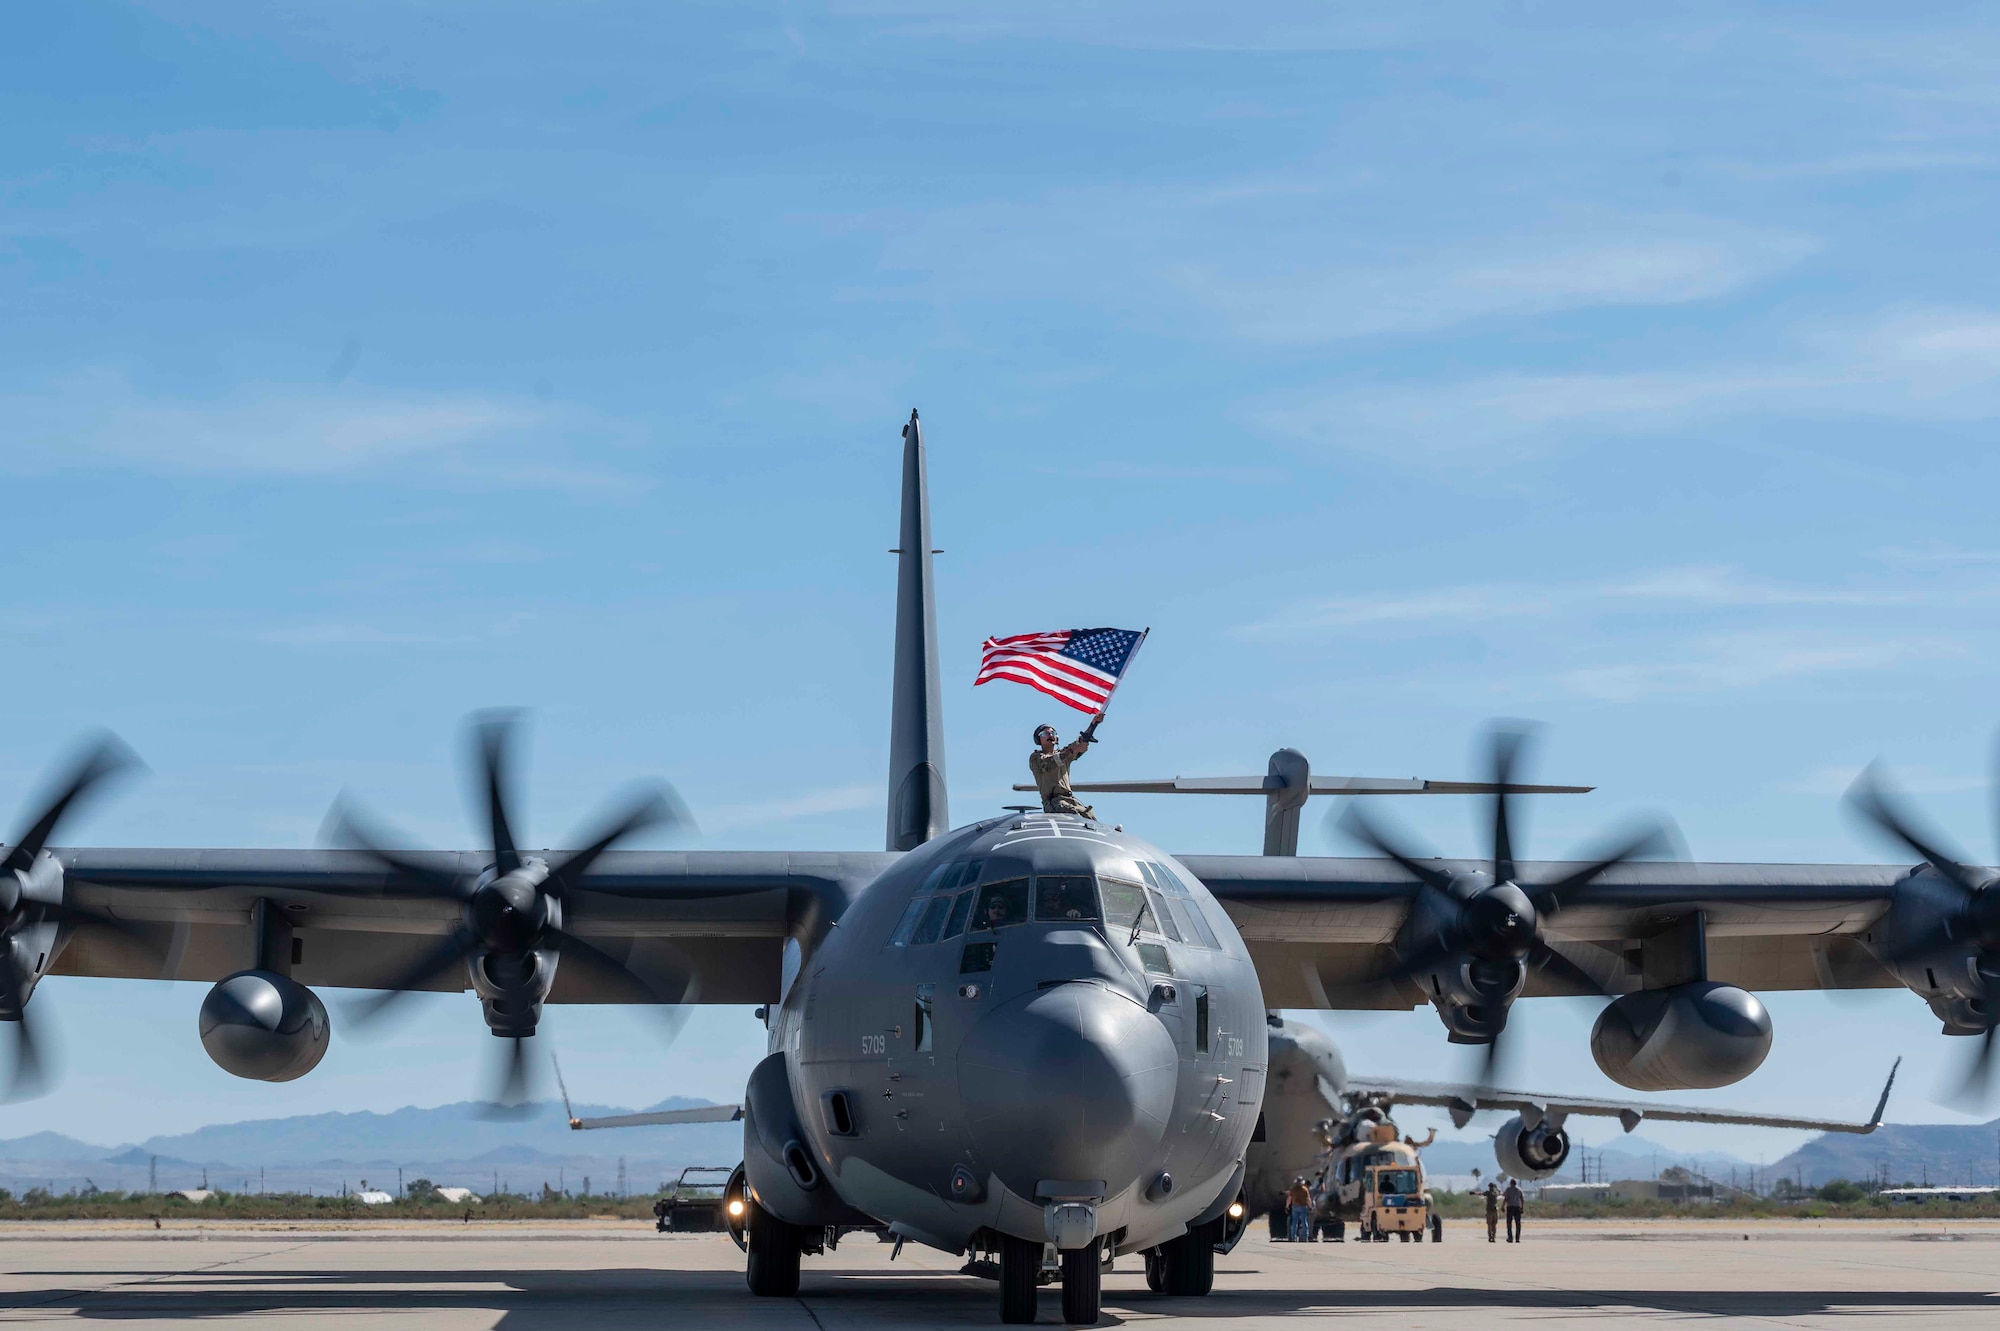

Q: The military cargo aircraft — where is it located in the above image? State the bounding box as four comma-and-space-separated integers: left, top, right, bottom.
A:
0, 409, 1991, 1324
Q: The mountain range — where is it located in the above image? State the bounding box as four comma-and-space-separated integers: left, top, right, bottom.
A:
0, 1097, 739, 1197
4, 1100, 1995, 1198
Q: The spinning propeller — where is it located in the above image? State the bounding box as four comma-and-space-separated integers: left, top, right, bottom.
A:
1333, 724, 1667, 1089
0, 734, 150, 1103
333, 711, 696, 1115
1847, 758, 2000, 1108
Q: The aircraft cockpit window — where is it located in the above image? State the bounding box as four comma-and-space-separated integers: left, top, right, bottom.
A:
1098, 877, 1148, 933
941, 888, 974, 939
1140, 862, 1221, 949
888, 897, 928, 947
1145, 887, 1183, 942
910, 893, 955, 945
971, 879, 1029, 931
1032, 874, 1101, 923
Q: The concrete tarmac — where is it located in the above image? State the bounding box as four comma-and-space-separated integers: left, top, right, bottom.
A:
0, 1219, 1996, 1327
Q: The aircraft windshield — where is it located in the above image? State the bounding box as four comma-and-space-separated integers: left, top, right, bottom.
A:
1033, 875, 1100, 923
971, 879, 1028, 931
1099, 878, 1148, 932
1373, 1169, 1420, 1195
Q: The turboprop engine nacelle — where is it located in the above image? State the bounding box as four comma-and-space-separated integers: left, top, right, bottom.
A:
1493, 1114, 1569, 1181
198, 969, 330, 1082
1590, 980, 1772, 1092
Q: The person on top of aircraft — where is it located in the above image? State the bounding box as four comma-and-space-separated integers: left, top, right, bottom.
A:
1029, 714, 1104, 818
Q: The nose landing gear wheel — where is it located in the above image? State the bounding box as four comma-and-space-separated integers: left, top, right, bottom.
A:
1061, 1239, 1102, 1324
1143, 1248, 1164, 1292
1159, 1216, 1219, 1296
744, 1199, 801, 1297
999, 1233, 1040, 1325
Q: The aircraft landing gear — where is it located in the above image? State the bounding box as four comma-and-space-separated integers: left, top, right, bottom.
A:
1061, 1239, 1102, 1324
1430, 1215, 1443, 1243
744, 1199, 802, 1297
1154, 1217, 1220, 1296
1266, 1207, 1285, 1241
999, 1233, 1040, 1324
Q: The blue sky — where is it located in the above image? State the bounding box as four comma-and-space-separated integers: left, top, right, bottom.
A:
4, 2, 2000, 1160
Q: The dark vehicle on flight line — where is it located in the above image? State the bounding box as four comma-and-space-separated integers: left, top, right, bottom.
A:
3, 409, 1949, 1327
654, 1166, 735, 1233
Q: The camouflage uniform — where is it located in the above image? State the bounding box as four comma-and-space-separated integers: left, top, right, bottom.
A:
1029, 734, 1095, 818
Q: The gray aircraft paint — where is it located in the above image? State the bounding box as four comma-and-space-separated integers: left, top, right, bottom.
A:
885, 410, 947, 853
764, 813, 1265, 1254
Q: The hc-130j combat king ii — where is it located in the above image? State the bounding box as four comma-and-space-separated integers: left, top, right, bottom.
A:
0, 409, 1978, 1325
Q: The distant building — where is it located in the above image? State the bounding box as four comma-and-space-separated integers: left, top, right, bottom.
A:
435, 1187, 481, 1204
1879, 1186, 1998, 1204
1535, 1175, 1716, 1204
355, 1190, 394, 1205
171, 1189, 214, 1204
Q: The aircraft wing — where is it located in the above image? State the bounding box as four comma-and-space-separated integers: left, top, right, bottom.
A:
1180, 854, 1906, 1008
1342, 1058, 1899, 1136
49, 847, 898, 1003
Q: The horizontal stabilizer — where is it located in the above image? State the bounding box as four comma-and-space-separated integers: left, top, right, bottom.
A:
568, 1104, 744, 1131
1012, 775, 1593, 796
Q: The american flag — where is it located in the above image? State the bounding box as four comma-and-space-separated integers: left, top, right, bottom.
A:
974, 627, 1148, 714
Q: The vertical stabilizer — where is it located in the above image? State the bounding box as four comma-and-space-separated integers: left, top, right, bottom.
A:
886, 409, 948, 851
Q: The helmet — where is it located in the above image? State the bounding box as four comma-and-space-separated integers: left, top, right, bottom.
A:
1033, 724, 1058, 744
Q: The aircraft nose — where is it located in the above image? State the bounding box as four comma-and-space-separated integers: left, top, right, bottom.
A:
958, 982, 1179, 1200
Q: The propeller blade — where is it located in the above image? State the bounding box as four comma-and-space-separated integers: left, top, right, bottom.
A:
472, 711, 525, 878
2, 733, 143, 876
1334, 804, 1458, 896
1529, 939, 1617, 998
1528, 825, 1671, 916
0, 961, 48, 1104
347, 928, 480, 1026
475, 1035, 536, 1120
545, 786, 688, 898
1487, 724, 1532, 887
322, 798, 464, 898
1943, 1023, 1997, 1114
1847, 766, 1985, 895
550, 929, 695, 1046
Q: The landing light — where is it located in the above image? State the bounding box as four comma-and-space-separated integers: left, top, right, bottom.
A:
727, 1198, 745, 1218
1226, 1201, 1244, 1219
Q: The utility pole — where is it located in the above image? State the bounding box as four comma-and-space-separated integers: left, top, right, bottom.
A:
618, 1157, 627, 1199
148, 1156, 157, 1194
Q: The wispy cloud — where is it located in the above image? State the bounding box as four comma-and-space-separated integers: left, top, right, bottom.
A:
1174, 227, 1816, 343
1255, 308, 2000, 463
1556, 632, 1940, 703
1236, 564, 1940, 638
702, 784, 877, 833
0, 372, 639, 492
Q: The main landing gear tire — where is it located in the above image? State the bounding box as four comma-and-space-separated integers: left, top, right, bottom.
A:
1144, 1248, 1165, 1292
1061, 1239, 1102, 1324
1430, 1215, 1443, 1243
999, 1233, 1040, 1325
1159, 1217, 1219, 1296
1266, 1207, 1285, 1241
744, 1198, 801, 1298
1328, 1218, 1345, 1242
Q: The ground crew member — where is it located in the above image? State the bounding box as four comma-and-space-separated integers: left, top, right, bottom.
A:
1503, 1178, 1525, 1242
1484, 1181, 1500, 1242
1284, 1176, 1313, 1243
1029, 713, 1103, 817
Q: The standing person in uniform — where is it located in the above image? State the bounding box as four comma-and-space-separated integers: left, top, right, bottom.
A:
1284, 1177, 1313, 1243
1484, 1181, 1501, 1243
1502, 1178, 1525, 1243
1029, 713, 1103, 817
